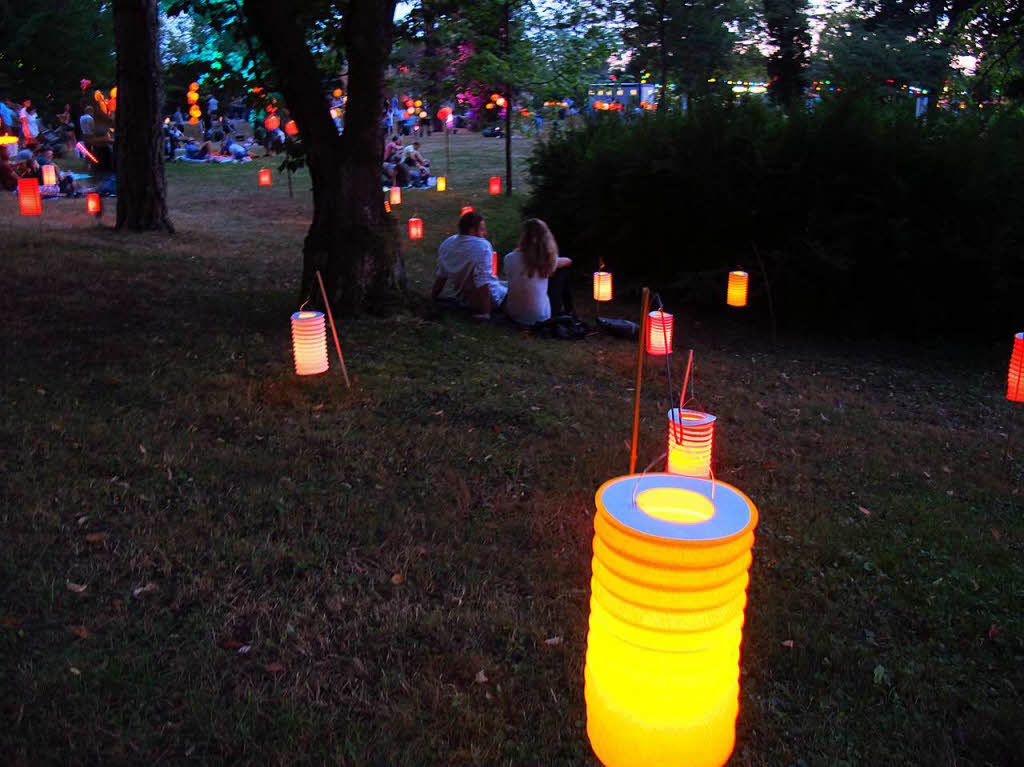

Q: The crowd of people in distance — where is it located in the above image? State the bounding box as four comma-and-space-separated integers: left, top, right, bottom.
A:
382, 135, 432, 188
1, 96, 83, 195
433, 211, 574, 326
164, 107, 256, 163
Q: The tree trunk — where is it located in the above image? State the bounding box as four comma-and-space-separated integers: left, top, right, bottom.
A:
243, 0, 401, 316
113, 0, 173, 232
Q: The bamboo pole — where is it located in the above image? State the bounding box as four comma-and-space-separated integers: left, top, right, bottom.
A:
629, 288, 651, 475
315, 270, 351, 389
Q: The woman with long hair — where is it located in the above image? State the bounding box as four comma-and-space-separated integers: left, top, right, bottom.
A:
503, 218, 574, 325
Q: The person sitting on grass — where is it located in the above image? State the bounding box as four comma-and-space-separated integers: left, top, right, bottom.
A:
503, 218, 574, 326
400, 141, 430, 186
184, 138, 214, 160
221, 134, 249, 161
432, 211, 507, 320
0, 145, 18, 191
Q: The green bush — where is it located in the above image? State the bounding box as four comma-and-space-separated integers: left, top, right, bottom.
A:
525, 100, 1024, 337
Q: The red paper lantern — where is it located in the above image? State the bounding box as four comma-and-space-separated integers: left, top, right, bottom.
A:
18, 178, 41, 216
593, 271, 613, 302
258, 169, 272, 186
666, 409, 716, 478
492, 251, 499, 276
389, 186, 401, 205
1008, 332, 1024, 402
291, 311, 329, 376
333, 88, 343, 99
461, 206, 473, 216
727, 271, 748, 307
646, 311, 674, 355
408, 217, 423, 240
284, 120, 298, 136
86, 193, 101, 215
489, 176, 501, 194
265, 114, 280, 131
41, 164, 57, 187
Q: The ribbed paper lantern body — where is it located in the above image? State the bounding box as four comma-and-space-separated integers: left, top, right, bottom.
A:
593, 272, 613, 302
586, 474, 757, 767
258, 169, 272, 186
489, 176, 501, 194
265, 114, 280, 131
667, 409, 716, 478
389, 186, 402, 205
284, 120, 298, 136
461, 206, 473, 216
1009, 332, 1024, 402
492, 252, 499, 276
18, 179, 41, 216
727, 271, 748, 307
86, 193, 101, 215
41, 164, 57, 187
646, 311, 674, 355
436, 176, 446, 192
290, 311, 329, 376
408, 217, 423, 240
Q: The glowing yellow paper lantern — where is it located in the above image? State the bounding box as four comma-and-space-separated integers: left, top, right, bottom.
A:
667, 409, 716, 478
593, 271, 612, 302
189, 105, 201, 118
646, 311, 673, 355
389, 186, 401, 205
727, 271, 748, 307
1008, 332, 1024, 402
41, 164, 57, 187
187, 91, 199, 105
586, 473, 758, 767
290, 311, 329, 376
436, 176, 446, 192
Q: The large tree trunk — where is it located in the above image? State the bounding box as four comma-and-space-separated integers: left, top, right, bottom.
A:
243, 0, 401, 315
113, 0, 173, 232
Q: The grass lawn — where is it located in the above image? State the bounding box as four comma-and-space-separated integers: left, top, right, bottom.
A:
2, 132, 1022, 766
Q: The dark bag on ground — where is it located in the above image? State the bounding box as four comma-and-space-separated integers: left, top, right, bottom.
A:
536, 314, 589, 340
596, 316, 640, 339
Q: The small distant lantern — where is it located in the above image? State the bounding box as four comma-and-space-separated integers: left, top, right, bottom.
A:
586, 473, 758, 767
189, 105, 201, 118
492, 251, 499, 276
189, 81, 200, 91
384, 200, 392, 213
290, 311, 329, 376
646, 311, 674, 355
593, 271, 613, 302
333, 88, 343, 99
485, 103, 495, 110
489, 176, 501, 194
86, 193, 101, 215
189, 117, 199, 125
727, 271, 748, 307
436, 176, 447, 192
666, 409, 716, 478
330, 107, 341, 119
265, 114, 280, 131
186, 91, 199, 105
284, 120, 298, 136
41, 164, 57, 187
418, 110, 427, 119
414, 99, 422, 107
408, 217, 423, 240
491, 93, 500, 102
1008, 332, 1024, 402
258, 169, 272, 186
389, 186, 402, 205
461, 206, 473, 216
18, 178, 41, 216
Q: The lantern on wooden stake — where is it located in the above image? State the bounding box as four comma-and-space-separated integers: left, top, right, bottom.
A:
489, 176, 501, 194
593, 271, 613, 302
727, 271, 748, 307
265, 114, 280, 131
86, 193, 101, 215
461, 206, 473, 216
666, 409, 716, 478
258, 169, 272, 186
1008, 332, 1024, 403
389, 186, 402, 206
436, 176, 446, 192
18, 178, 41, 216
408, 217, 423, 240
646, 311, 674, 355
41, 164, 57, 187
586, 473, 758, 767
290, 311, 329, 376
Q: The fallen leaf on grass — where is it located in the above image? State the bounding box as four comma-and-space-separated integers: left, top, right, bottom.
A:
68, 625, 90, 639
264, 663, 286, 674
69, 667, 81, 676
390, 573, 405, 585
858, 506, 871, 516
85, 532, 110, 544
543, 636, 563, 646
781, 640, 794, 648
66, 582, 88, 593
991, 528, 1000, 540
132, 582, 159, 598
475, 670, 488, 684
988, 624, 999, 639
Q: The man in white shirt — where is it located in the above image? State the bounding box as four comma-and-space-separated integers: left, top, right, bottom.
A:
432, 212, 507, 319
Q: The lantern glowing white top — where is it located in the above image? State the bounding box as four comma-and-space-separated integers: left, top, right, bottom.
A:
1009, 332, 1024, 403
586, 473, 758, 767
389, 186, 402, 205
593, 271, 612, 302
41, 164, 57, 187
646, 310, 674, 355
727, 271, 748, 307
290, 311, 329, 376
667, 408, 716, 478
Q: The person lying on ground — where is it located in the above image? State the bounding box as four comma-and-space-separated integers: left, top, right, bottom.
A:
503, 218, 574, 326
221, 134, 249, 161
432, 211, 508, 320
184, 139, 214, 160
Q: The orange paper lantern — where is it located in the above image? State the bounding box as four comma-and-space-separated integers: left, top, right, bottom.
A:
265, 114, 280, 131
258, 169, 272, 186
41, 164, 57, 187
727, 271, 748, 307
284, 120, 298, 136
330, 107, 341, 119
489, 176, 501, 194
461, 206, 473, 216
186, 91, 199, 105
189, 82, 200, 91
586, 473, 757, 767
291, 311, 329, 376
408, 217, 423, 240
18, 178, 41, 216
1008, 332, 1024, 402
384, 200, 391, 213
593, 271, 613, 302
86, 193, 101, 215
667, 409, 716, 478
189, 117, 199, 125
333, 88, 343, 99
436, 176, 446, 192
389, 186, 402, 205
492, 251, 499, 276
189, 105, 201, 118
646, 311, 674, 355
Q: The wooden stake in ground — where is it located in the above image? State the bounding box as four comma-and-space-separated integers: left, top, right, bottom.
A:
315, 270, 351, 388
630, 287, 651, 475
